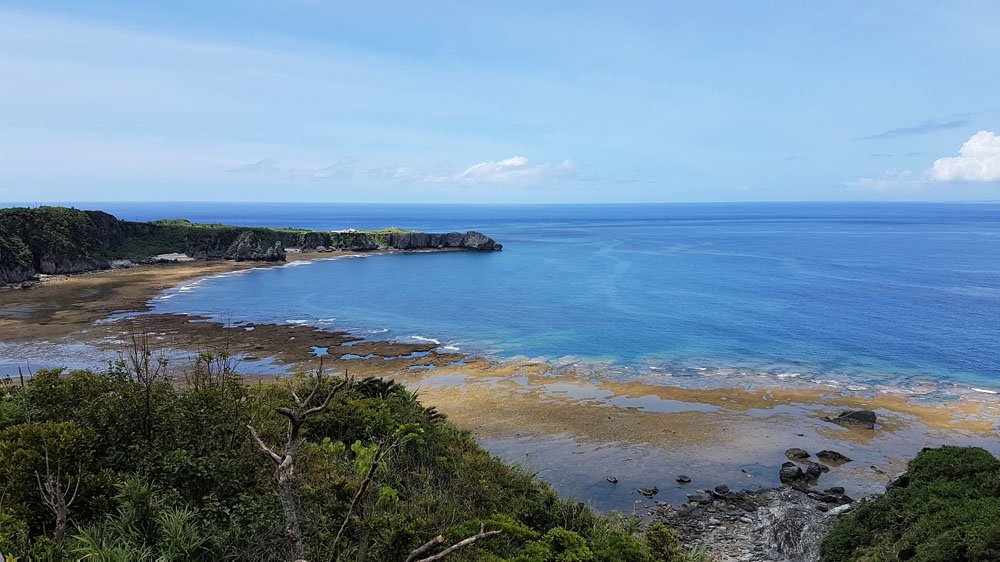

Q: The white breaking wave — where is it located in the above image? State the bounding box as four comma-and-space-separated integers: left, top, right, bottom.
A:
970, 387, 998, 395
410, 336, 441, 344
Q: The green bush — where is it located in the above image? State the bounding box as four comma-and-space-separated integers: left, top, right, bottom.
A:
821, 446, 1000, 562
0, 366, 671, 561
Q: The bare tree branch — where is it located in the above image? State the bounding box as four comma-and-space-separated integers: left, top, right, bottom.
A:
247, 424, 282, 464
408, 526, 502, 562
249, 369, 349, 561
303, 379, 347, 417
34, 446, 81, 547
405, 535, 444, 562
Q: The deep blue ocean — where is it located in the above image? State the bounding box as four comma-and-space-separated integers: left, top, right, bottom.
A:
75, 202, 1000, 394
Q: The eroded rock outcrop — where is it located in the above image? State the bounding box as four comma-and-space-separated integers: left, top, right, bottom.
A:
655, 487, 856, 562
225, 233, 286, 262
301, 230, 503, 252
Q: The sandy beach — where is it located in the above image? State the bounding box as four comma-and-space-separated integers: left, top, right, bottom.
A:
3, 258, 998, 510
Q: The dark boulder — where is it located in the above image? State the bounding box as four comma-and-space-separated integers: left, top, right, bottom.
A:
804, 463, 826, 481
637, 486, 659, 498
780, 462, 806, 486
676, 475, 692, 483
821, 410, 877, 429
686, 492, 712, 504
785, 448, 811, 460
816, 450, 853, 464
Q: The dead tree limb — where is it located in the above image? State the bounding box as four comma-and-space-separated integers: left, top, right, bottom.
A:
34, 449, 81, 547
247, 366, 347, 562
404, 536, 444, 562
406, 526, 502, 562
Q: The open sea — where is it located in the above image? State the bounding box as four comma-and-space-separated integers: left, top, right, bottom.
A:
66, 202, 1000, 396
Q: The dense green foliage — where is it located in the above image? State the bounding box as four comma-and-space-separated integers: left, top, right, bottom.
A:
0, 207, 106, 272
821, 446, 1000, 562
0, 364, 694, 561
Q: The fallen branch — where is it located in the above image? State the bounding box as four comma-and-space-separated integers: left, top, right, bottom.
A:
408, 526, 502, 562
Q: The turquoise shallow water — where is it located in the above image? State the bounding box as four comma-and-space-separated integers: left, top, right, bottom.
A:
90, 202, 1000, 395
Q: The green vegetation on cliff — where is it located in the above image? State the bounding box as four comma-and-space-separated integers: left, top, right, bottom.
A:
821, 446, 1000, 562
0, 206, 107, 274
0, 206, 499, 284
0, 357, 691, 561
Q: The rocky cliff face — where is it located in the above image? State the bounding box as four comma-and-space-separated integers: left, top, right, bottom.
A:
225, 233, 286, 262
0, 264, 35, 285
301, 230, 502, 252
0, 207, 502, 284
387, 231, 502, 251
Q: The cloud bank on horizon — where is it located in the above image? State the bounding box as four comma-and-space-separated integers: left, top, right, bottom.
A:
0, 2, 998, 203
931, 131, 1000, 183
851, 131, 1000, 190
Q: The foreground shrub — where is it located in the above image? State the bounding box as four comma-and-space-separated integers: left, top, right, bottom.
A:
0, 366, 675, 561
820, 446, 1000, 562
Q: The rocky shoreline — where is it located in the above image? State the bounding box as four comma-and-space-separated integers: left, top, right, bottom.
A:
654, 486, 858, 562
621, 440, 868, 561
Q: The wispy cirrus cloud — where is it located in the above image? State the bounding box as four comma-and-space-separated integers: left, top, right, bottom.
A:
311, 157, 358, 179
226, 156, 577, 186
847, 168, 917, 191
226, 158, 281, 175
450, 156, 573, 184
859, 117, 970, 140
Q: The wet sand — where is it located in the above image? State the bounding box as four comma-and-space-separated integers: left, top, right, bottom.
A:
2, 258, 998, 511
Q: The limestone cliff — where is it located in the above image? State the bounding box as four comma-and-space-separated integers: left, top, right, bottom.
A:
0, 206, 502, 284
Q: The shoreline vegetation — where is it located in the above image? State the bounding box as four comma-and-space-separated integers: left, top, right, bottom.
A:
2, 206, 999, 561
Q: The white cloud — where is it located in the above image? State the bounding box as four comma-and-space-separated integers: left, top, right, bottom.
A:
226, 158, 281, 175
847, 169, 919, 191
930, 130, 1000, 182
312, 157, 359, 179
452, 156, 573, 184
850, 130, 1000, 190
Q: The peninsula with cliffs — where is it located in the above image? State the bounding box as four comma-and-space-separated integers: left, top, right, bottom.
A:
0, 206, 501, 285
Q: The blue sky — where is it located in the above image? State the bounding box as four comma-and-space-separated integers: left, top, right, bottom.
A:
1, 1, 999, 203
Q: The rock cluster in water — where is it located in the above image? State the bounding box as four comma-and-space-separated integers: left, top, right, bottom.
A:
641, 443, 862, 561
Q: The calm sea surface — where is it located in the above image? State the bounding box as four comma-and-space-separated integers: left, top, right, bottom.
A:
77, 202, 1000, 394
